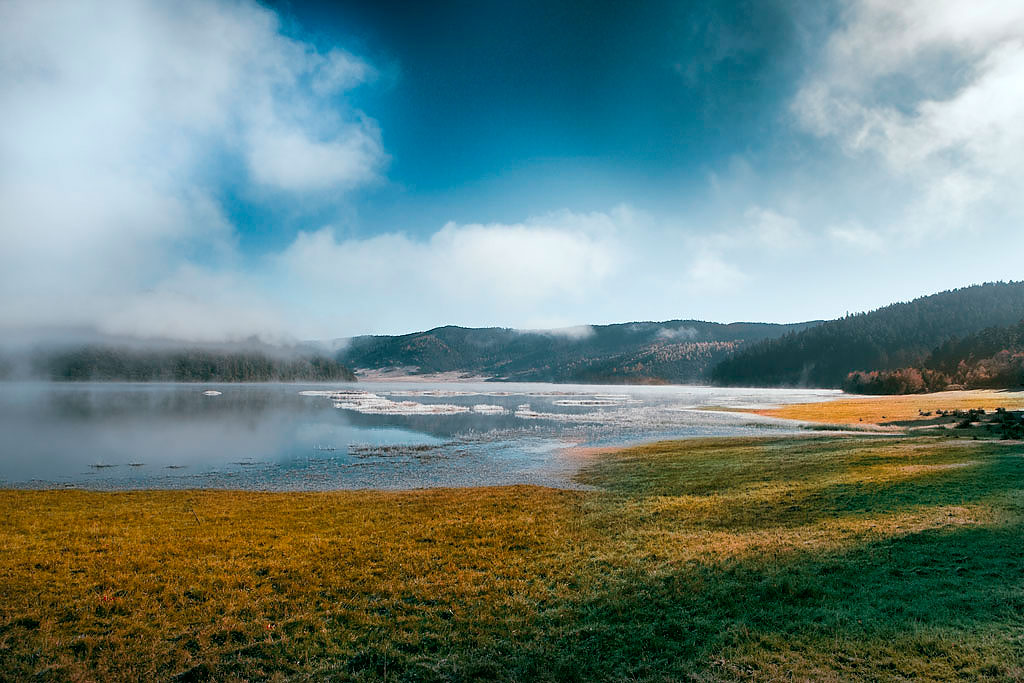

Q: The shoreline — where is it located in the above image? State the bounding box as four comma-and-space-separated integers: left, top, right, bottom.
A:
740, 388, 1024, 425
4, 387, 1018, 494
0, 431, 983, 496
3, 433, 1021, 681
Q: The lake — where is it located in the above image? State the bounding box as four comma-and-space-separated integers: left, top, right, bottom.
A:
0, 382, 841, 490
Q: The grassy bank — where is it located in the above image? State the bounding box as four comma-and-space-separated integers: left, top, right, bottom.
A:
2, 436, 1023, 680
748, 389, 1024, 425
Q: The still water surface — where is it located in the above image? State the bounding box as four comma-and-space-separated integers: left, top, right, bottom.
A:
0, 382, 840, 490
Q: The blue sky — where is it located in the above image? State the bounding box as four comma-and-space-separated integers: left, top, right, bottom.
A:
1, 0, 1022, 340
250, 0, 819, 243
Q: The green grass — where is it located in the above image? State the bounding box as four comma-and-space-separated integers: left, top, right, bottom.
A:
2, 436, 1023, 681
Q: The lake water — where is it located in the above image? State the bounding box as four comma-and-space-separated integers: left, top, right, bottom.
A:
0, 382, 841, 490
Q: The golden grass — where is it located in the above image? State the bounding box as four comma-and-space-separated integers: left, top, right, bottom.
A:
0, 486, 592, 681
2, 436, 1023, 681
746, 389, 1024, 425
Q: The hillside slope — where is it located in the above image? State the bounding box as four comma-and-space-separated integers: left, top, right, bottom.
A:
338, 320, 820, 384
711, 282, 1024, 388
844, 319, 1024, 394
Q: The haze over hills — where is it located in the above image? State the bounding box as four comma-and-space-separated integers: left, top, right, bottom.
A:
0, 333, 354, 383
712, 282, 1024, 390
6, 283, 1022, 390
336, 320, 822, 384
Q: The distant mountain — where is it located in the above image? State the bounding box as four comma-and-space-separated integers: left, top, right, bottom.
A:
711, 282, 1024, 389
337, 320, 821, 384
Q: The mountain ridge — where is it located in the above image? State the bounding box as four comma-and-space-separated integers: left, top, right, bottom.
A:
336, 319, 823, 384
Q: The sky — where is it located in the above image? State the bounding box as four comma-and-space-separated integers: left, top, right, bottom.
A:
1, 0, 1021, 341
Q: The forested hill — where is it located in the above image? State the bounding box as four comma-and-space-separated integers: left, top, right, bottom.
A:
711, 282, 1024, 389
337, 320, 820, 384
927, 319, 1024, 377
31, 346, 356, 383
844, 319, 1024, 394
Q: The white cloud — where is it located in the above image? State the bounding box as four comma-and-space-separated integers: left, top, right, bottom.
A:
522, 326, 597, 340
657, 326, 698, 341
742, 206, 803, 248
246, 121, 384, 191
276, 210, 624, 334
96, 266, 290, 343
686, 253, 748, 292
429, 218, 618, 301
792, 0, 1024, 239
828, 222, 885, 252
266, 206, 787, 335
698, 205, 804, 254
0, 0, 384, 340
312, 49, 375, 96
7, 0, 1015, 341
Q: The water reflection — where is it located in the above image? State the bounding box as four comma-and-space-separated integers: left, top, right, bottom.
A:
0, 382, 840, 490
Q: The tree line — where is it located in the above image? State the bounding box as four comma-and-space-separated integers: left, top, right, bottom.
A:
843, 320, 1024, 394
711, 282, 1024, 389
34, 346, 356, 383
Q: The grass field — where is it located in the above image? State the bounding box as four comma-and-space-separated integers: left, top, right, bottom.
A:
2, 436, 1024, 681
748, 389, 1024, 426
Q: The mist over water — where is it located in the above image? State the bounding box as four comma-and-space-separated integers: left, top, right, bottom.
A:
0, 382, 840, 490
